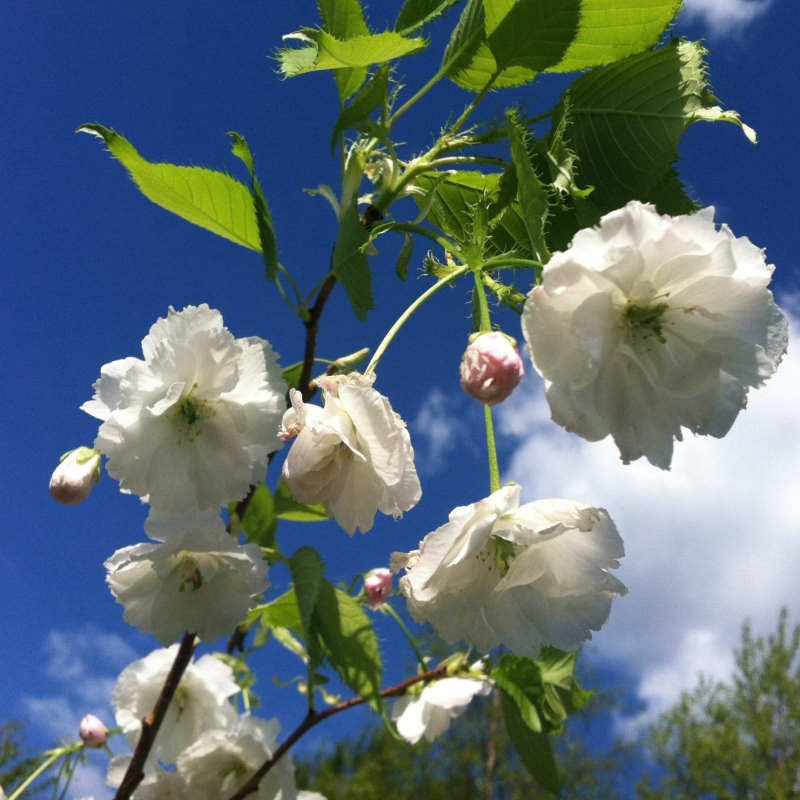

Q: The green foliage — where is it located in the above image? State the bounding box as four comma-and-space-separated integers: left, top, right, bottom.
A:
317, 0, 371, 99
395, 0, 463, 35
552, 39, 755, 213
237, 483, 278, 548
330, 66, 389, 152
638, 608, 800, 800
77, 124, 262, 251
228, 131, 280, 281
0, 722, 53, 799
333, 193, 375, 320
274, 479, 330, 522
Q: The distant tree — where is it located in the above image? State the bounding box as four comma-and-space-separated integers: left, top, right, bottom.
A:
638, 608, 800, 799
297, 688, 636, 799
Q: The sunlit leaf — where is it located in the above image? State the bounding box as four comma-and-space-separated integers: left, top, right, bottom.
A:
77, 123, 260, 250
317, 0, 371, 99
395, 0, 463, 34
238, 483, 277, 548
331, 66, 389, 152
333, 194, 374, 320
290, 546, 324, 642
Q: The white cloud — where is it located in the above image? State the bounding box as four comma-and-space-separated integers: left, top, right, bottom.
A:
681, 0, 771, 35
412, 388, 478, 474
497, 309, 800, 734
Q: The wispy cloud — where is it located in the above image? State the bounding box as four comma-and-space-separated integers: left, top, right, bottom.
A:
412, 388, 478, 474
681, 0, 772, 35
496, 308, 800, 734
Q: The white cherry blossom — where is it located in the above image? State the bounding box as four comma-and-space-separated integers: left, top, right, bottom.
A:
112, 646, 239, 763
522, 201, 788, 468
105, 523, 268, 645
280, 373, 421, 534
392, 676, 492, 744
176, 716, 296, 800
82, 304, 287, 526
395, 485, 626, 656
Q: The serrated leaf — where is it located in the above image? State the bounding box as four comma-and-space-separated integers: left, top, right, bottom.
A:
492, 656, 544, 732
256, 589, 303, 630
278, 30, 426, 77
77, 124, 261, 251
395, 0, 463, 34
312, 581, 382, 709
289, 546, 324, 642
274, 479, 330, 522
317, 0, 371, 99
506, 110, 550, 262
331, 66, 389, 152
227, 131, 279, 282
239, 483, 277, 548
485, 0, 580, 72
551, 0, 681, 72
502, 693, 560, 794
333, 194, 374, 320
556, 39, 753, 211
281, 362, 305, 394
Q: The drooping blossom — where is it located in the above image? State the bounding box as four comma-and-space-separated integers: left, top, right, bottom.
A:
176, 716, 296, 800
363, 567, 393, 609
112, 646, 239, 763
392, 676, 492, 744
280, 373, 421, 535
79, 713, 108, 748
522, 201, 788, 468
49, 447, 101, 505
459, 331, 525, 405
394, 485, 626, 656
105, 523, 269, 645
82, 304, 287, 526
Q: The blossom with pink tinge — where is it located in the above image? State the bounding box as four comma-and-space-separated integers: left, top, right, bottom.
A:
364, 568, 393, 608
49, 447, 101, 505
79, 713, 108, 748
459, 332, 524, 406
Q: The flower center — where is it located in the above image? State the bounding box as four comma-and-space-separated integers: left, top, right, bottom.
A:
623, 300, 669, 343
172, 385, 215, 441
174, 551, 204, 592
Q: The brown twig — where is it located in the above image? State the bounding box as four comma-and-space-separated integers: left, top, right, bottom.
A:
298, 266, 337, 402
226, 665, 448, 800
113, 632, 198, 800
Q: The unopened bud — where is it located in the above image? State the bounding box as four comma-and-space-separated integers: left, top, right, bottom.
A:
49, 448, 101, 505
459, 332, 524, 405
364, 568, 393, 609
79, 714, 108, 748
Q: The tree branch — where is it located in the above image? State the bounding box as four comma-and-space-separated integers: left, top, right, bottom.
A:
113, 633, 197, 800
226, 665, 448, 800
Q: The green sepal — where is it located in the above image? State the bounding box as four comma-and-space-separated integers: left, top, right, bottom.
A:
77, 124, 260, 251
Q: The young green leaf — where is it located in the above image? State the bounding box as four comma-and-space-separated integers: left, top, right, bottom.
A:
312, 580, 383, 710
395, 0, 462, 35
76, 124, 260, 251
330, 66, 389, 153
238, 483, 277, 548
333, 194, 375, 320
502, 693, 561, 794
274, 479, 330, 522
289, 546, 325, 643
316, 0, 371, 100
554, 39, 755, 212
395, 233, 413, 280
228, 131, 280, 282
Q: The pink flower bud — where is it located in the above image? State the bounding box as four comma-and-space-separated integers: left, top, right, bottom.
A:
49, 448, 101, 505
459, 332, 525, 405
364, 568, 393, 608
79, 714, 108, 748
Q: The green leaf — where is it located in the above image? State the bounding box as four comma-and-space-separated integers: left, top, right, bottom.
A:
554, 39, 754, 212
551, 0, 681, 72
281, 362, 305, 394
485, 0, 580, 72
395, 0, 463, 34
502, 693, 561, 794
76, 124, 260, 251
239, 483, 277, 548
491, 657, 544, 732
506, 110, 550, 262
333, 193, 374, 320
395, 233, 413, 280
316, 0, 371, 100
312, 581, 382, 709
289, 547, 324, 643
274, 479, 330, 522
227, 131, 279, 282
278, 30, 426, 78
331, 66, 389, 152
442, 0, 536, 91
257, 589, 303, 631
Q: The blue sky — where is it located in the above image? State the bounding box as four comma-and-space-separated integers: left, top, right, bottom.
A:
3, 1, 799, 796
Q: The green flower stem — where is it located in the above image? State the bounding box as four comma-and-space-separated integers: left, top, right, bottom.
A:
472, 268, 502, 493
375, 221, 459, 255
8, 741, 84, 800
482, 256, 543, 271
428, 155, 509, 169
365, 265, 470, 376
389, 66, 450, 128
447, 71, 501, 138
484, 403, 501, 493
381, 601, 428, 671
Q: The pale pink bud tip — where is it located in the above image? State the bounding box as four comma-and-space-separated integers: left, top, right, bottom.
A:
459, 332, 524, 406
364, 568, 393, 608
79, 714, 108, 748
49, 448, 101, 505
